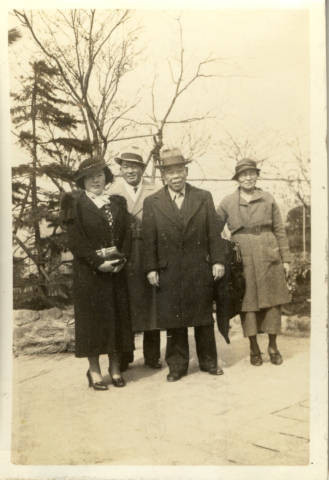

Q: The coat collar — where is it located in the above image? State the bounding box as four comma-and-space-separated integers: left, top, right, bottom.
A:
81, 191, 120, 222
153, 183, 206, 229
81, 191, 108, 220
237, 187, 264, 206
109, 178, 156, 215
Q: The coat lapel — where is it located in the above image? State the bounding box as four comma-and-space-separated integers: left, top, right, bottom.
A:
119, 183, 135, 213
183, 184, 206, 229
107, 180, 135, 212
131, 182, 155, 217
153, 187, 182, 228
81, 192, 108, 221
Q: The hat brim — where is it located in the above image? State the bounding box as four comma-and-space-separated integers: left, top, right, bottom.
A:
156, 160, 191, 169
115, 157, 146, 168
75, 165, 113, 187
232, 166, 260, 181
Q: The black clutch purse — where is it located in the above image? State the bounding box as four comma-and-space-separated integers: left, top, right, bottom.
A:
96, 246, 126, 265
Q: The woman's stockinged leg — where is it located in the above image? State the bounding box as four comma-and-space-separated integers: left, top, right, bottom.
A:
108, 352, 126, 387
248, 335, 263, 366
108, 352, 121, 378
88, 356, 103, 382
248, 335, 260, 354
268, 334, 283, 365
268, 333, 278, 352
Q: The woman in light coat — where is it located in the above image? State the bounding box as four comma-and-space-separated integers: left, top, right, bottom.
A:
217, 159, 291, 366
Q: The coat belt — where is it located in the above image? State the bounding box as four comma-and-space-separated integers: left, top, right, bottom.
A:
237, 225, 272, 235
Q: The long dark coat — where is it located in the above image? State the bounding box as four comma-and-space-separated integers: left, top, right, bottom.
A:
142, 183, 226, 329
217, 188, 291, 312
108, 179, 160, 332
61, 191, 134, 358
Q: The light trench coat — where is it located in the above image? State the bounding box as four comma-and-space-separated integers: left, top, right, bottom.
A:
108, 178, 160, 332
217, 188, 291, 312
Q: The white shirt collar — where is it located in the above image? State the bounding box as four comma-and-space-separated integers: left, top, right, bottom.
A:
168, 185, 186, 201
124, 181, 142, 199
85, 190, 110, 208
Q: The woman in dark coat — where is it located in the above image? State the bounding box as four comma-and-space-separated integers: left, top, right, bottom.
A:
61, 157, 134, 390
217, 159, 291, 366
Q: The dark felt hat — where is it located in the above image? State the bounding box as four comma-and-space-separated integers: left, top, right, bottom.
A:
232, 158, 260, 180
75, 157, 113, 189
157, 148, 191, 169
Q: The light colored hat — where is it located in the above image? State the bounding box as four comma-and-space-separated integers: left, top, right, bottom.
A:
114, 147, 145, 168
157, 148, 191, 169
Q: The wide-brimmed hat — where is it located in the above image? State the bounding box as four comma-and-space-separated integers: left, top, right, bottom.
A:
156, 148, 191, 169
75, 157, 113, 189
232, 158, 260, 180
114, 149, 145, 168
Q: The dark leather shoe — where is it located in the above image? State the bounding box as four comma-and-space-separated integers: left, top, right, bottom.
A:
86, 370, 108, 391
145, 360, 162, 369
268, 349, 283, 365
208, 366, 224, 375
111, 376, 126, 387
200, 366, 224, 375
250, 353, 263, 366
108, 368, 126, 387
167, 371, 187, 382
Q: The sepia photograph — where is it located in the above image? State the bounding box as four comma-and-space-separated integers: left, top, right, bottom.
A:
0, 0, 327, 478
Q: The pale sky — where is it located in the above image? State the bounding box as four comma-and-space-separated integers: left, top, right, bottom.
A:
8, 7, 309, 211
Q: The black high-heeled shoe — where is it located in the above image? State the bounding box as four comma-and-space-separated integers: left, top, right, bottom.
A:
86, 370, 108, 391
108, 368, 126, 387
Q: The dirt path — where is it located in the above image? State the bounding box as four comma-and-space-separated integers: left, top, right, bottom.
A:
12, 330, 309, 465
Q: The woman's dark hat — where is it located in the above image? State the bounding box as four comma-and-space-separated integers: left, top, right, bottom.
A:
156, 148, 191, 169
75, 157, 113, 188
232, 158, 260, 180
114, 150, 145, 168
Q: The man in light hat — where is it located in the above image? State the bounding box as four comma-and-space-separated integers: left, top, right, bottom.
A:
109, 147, 161, 370
142, 148, 226, 382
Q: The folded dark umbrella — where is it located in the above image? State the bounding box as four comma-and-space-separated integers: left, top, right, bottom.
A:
214, 240, 245, 344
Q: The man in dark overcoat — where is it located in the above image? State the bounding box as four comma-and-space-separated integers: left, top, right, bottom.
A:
142, 148, 226, 382
108, 148, 161, 370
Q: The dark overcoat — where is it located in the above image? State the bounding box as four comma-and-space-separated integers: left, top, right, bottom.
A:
108, 179, 160, 332
217, 188, 291, 312
142, 183, 226, 329
61, 191, 134, 358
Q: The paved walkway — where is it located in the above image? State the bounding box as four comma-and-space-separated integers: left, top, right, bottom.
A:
12, 328, 309, 465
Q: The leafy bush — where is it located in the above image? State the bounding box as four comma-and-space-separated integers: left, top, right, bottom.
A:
283, 252, 310, 316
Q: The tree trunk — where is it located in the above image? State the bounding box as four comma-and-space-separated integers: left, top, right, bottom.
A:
31, 70, 47, 294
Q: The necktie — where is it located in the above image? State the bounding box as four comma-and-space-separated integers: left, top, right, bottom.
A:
133, 186, 138, 193
173, 192, 184, 209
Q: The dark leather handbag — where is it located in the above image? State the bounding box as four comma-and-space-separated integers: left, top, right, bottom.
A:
96, 246, 126, 265
214, 239, 245, 344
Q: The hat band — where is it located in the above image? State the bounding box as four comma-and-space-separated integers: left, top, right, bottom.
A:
121, 152, 143, 162
160, 155, 187, 166
76, 162, 106, 179
235, 165, 259, 174
233, 164, 260, 180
